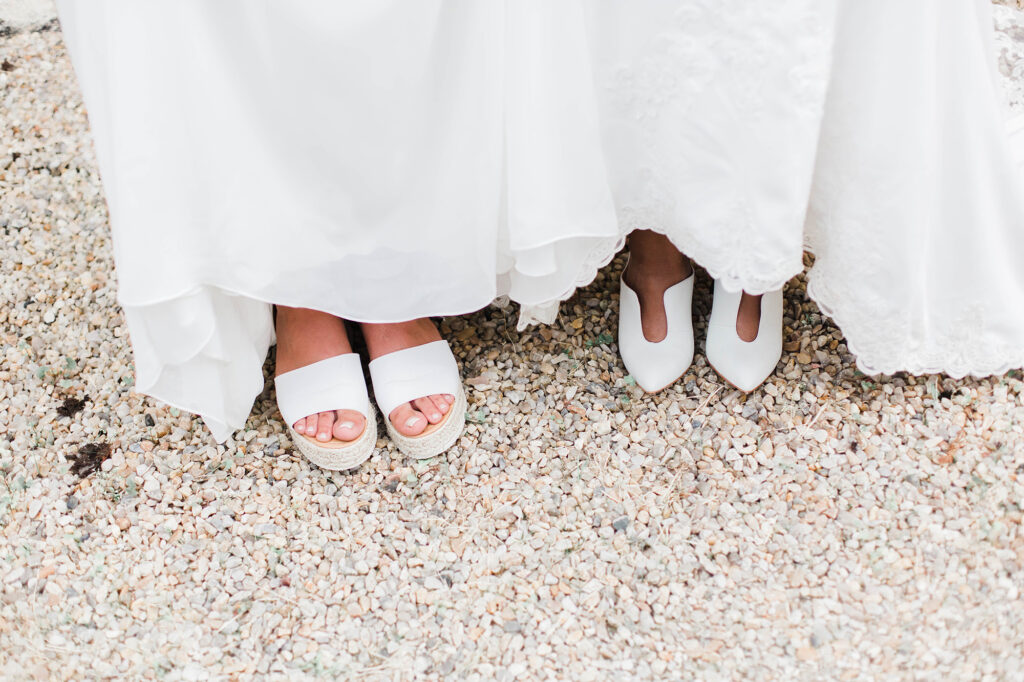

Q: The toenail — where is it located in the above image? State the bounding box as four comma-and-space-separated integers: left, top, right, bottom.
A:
405, 416, 422, 429
338, 421, 355, 430
431, 413, 440, 420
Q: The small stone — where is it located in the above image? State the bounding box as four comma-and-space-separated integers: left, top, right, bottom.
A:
795, 646, 818, 662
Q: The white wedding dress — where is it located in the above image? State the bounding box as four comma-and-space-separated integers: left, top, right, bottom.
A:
58, 1, 1024, 440
807, 2, 1024, 377
558, 0, 1024, 378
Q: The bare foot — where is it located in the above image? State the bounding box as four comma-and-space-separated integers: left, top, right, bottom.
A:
361, 319, 455, 437
622, 230, 693, 342
275, 307, 366, 443
736, 293, 762, 342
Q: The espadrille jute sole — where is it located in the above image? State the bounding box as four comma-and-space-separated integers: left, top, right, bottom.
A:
287, 408, 378, 471
384, 387, 466, 460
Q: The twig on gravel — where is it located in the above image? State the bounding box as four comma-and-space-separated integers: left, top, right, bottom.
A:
798, 403, 828, 439
695, 385, 723, 415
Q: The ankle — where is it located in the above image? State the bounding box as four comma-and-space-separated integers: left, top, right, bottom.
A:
275, 306, 347, 335
626, 231, 691, 288
736, 293, 762, 342
624, 254, 692, 291
274, 307, 351, 375
361, 318, 440, 359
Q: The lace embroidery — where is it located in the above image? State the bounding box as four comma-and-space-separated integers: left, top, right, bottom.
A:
994, 4, 1024, 112
520, 2, 1024, 379
604, 1, 833, 295
519, 3, 833, 327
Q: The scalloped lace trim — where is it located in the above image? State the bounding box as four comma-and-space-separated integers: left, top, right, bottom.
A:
516, 233, 625, 329
806, 271, 1024, 379
995, 4, 1024, 112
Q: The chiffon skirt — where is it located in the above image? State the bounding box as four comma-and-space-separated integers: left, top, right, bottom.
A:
58, 1, 1024, 441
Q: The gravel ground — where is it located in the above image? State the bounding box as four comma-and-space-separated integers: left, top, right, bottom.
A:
3, 12, 1024, 681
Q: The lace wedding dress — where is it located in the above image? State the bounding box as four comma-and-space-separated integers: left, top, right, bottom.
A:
519, 0, 1024, 380
806, 1, 1024, 377
58, 1, 1024, 440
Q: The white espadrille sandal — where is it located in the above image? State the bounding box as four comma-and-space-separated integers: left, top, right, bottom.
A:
275, 353, 378, 471
368, 340, 466, 460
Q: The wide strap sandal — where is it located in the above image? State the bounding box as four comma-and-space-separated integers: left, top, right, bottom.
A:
275, 353, 378, 471
368, 340, 467, 460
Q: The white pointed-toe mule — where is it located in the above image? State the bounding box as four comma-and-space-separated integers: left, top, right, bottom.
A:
618, 266, 696, 393
275, 353, 378, 471
705, 280, 784, 393
368, 340, 466, 460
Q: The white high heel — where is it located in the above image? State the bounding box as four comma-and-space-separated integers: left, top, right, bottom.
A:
618, 262, 695, 393
275, 353, 378, 471
369, 340, 466, 459
705, 280, 784, 392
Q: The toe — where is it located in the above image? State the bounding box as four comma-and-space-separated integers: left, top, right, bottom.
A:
315, 411, 334, 442
301, 415, 318, 437
414, 397, 443, 424
390, 403, 427, 437
332, 409, 365, 442
429, 394, 450, 416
